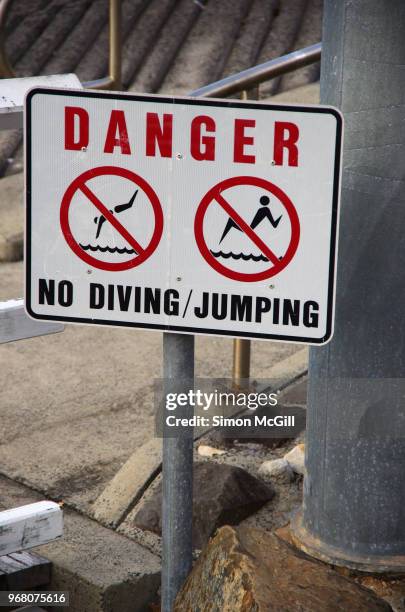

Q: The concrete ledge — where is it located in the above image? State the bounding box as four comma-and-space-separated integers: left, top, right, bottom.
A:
0, 477, 161, 612
39, 508, 161, 612
93, 438, 163, 529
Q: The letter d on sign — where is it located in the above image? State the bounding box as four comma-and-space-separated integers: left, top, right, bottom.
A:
90, 283, 105, 309
65, 107, 89, 151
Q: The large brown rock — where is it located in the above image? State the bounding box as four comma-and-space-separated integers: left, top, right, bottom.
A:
133, 462, 274, 549
174, 525, 392, 611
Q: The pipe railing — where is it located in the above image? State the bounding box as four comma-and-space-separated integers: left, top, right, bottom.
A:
190, 43, 321, 99
0, 0, 12, 77
83, 0, 122, 90
0, 0, 122, 90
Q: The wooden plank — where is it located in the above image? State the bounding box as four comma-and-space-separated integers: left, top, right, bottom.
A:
0, 300, 64, 344
0, 551, 51, 591
9, 551, 49, 567
0, 555, 25, 573
0, 501, 63, 556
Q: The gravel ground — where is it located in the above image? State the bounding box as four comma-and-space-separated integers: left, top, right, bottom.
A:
118, 428, 305, 559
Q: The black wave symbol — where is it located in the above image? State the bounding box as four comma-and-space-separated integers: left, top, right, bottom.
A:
79, 244, 138, 255
210, 250, 269, 262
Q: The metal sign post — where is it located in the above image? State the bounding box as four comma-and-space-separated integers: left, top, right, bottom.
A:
161, 333, 194, 611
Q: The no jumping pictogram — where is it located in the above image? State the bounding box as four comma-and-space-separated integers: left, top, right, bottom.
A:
194, 176, 300, 282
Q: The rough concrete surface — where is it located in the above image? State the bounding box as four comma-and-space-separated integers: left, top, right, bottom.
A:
0, 257, 301, 515
0, 475, 161, 612
267, 81, 320, 104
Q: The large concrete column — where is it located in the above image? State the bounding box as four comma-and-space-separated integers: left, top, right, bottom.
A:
292, 0, 405, 570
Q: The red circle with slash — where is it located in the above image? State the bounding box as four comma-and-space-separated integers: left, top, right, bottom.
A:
60, 166, 163, 272
194, 176, 300, 282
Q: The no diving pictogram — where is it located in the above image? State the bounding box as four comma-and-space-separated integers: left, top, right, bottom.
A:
60, 166, 163, 272
194, 176, 300, 282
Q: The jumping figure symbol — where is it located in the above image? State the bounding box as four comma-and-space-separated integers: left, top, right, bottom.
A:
219, 195, 282, 244
210, 195, 283, 263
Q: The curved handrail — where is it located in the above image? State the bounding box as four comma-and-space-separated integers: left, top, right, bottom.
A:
190, 42, 321, 98
0, 0, 122, 90
0, 0, 13, 77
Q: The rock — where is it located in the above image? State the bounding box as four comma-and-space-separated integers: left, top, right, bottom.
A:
174, 525, 392, 611
258, 458, 294, 482
358, 575, 405, 612
284, 443, 306, 475
197, 445, 225, 457
133, 463, 274, 549
233, 441, 265, 452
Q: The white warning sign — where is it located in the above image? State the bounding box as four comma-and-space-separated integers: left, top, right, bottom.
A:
25, 88, 342, 344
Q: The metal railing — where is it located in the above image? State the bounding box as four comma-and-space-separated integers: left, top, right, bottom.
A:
83, 0, 122, 90
0, 0, 321, 384
0, 0, 12, 77
0, 0, 122, 90
190, 42, 321, 99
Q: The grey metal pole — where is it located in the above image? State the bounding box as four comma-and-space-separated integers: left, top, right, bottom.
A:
292, 0, 405, 571
161, 332, 194, 610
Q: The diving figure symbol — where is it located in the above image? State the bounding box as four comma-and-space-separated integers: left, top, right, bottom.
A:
79, 189, 139, 255
94, 189, 138, 239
